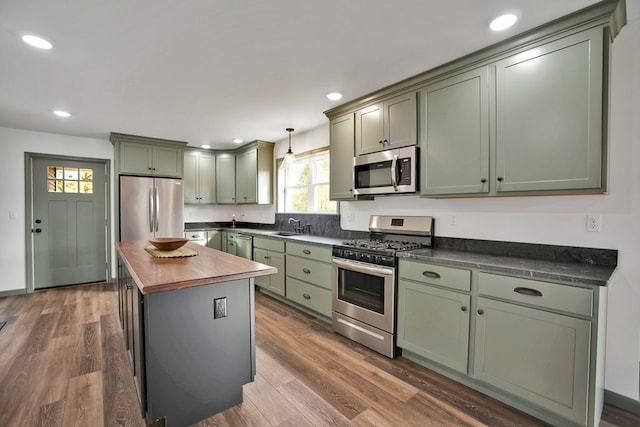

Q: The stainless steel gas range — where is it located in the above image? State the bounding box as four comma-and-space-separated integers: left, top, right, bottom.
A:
331, 215, 434, 358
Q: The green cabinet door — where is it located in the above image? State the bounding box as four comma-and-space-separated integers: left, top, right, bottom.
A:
184, 151, 216, 204
216, 154, 236, 203
474, 297, 590, 425
120, 141, 153, 174
355, 92, 417, 155
236, 148, 258, 203
329, 113, 356, 200
420, 67, 490, 196
397, 280, 470, 373
152, 145, 183, 177
495, 27, 604, 193
206, 230, 222, 250
253, 247, 285, 296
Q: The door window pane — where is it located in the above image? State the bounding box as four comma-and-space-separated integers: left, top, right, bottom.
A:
47, 166, 94, 194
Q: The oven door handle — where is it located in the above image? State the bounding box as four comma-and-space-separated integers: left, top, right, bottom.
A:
332, 258, 394, 276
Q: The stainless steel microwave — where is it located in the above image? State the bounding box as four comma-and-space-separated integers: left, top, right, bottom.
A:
353, 146, 417, 196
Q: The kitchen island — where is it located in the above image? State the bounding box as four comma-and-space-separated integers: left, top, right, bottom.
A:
115, 240, 277, 427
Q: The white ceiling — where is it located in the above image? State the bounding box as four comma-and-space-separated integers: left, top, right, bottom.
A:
0, 0, 619, 149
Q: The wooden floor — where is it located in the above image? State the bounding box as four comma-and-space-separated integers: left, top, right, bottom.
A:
0, 282, 638, 427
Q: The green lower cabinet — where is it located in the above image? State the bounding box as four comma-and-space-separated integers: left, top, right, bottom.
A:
286, 277, 331, 317
473, 297, 591, 425
397, 280, 470, 373
253, 247, 285, 296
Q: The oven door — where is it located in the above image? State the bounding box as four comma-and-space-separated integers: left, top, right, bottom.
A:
331, 257, 395, 333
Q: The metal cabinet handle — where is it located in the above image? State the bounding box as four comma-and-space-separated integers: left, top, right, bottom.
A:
422, 271, 441, 279
480, 178, 487, 183
514, 287, 543, 297
477, 309, 484, 315
302, 268, 311, 274
302, 249, 311, 255
33, 228, 42, 233
497, 176, 504, 182
461, 306, 467, 312
303, 293, 311, 300
263, 256, 270, 260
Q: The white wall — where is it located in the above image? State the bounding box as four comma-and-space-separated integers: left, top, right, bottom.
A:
0, 127, 115, 293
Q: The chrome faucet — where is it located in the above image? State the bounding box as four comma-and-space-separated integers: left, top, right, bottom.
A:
287, 217, 304, 234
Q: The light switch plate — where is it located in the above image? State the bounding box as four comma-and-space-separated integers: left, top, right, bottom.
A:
214, 297, 227, 319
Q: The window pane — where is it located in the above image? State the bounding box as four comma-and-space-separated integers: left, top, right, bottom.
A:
64, 181, 78, 193
288, 162, 310, 186
80, 181, 93, 194
80, 168, 93, 181
315, 184, 337, 211
286, 188, 308, 211
64, 168, 79, 180
313, 158, 330, 183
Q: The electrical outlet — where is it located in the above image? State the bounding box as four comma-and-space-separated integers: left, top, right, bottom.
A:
213, 297, 228, 319
586, 214, 601, 232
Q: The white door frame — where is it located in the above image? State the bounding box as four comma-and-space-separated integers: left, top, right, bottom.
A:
24, 152, 111, 293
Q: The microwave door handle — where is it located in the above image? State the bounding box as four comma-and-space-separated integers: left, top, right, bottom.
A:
391, 154, 398, 191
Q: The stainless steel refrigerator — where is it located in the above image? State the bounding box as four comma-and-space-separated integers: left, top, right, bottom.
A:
119, 175, 183, 241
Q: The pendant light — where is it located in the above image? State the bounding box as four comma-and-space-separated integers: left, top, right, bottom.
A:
281, 127, 295, 168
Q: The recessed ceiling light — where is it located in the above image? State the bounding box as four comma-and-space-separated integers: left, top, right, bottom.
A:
201, 144, 211, 149
232, 138, 243, 144
490, 14, 518, 31
53, 110, 71, 118
22, 34, 53, 50
327, 92, 343, 101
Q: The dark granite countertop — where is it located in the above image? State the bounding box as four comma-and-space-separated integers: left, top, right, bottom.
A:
398, 248, 616, 287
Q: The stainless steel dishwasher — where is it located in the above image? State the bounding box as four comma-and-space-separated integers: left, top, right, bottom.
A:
234, 233, 253, 259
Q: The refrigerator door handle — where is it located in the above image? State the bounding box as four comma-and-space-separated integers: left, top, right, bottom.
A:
148, 188, 155, 233
154, 186, 160, 232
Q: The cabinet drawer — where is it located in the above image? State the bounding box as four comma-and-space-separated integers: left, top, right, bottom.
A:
286, 255, 332, 289
253, 236, 285, 253
286, 241, 332, 262
399, 259, 471, 292
286, 277, 331, 317
185, 231, 206, 240
478, 273, 593, 317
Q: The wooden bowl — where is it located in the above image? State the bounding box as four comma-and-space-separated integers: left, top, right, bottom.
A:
149, 237, 188, 251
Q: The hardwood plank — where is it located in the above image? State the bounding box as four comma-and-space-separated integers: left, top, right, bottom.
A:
53, 302, 80, 338
100, 313, 145, 427
221, 398, 272, 427
351, 408, 396, 427
243, 372, 302, 425
62, 370, 104, 427
36, 400, 65, 427
255, 346, 296, 388
21, 311, 59, 355
277, 379, 354, 426
75, 321, 102, 375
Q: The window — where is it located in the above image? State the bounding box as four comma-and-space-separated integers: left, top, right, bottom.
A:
277, 148, 337, 213
47, 166, 94, 193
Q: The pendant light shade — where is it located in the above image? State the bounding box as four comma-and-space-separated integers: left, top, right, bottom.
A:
281, 127, 295, 168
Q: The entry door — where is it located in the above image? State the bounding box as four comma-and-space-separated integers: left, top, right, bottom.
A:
30, 156, 107, 288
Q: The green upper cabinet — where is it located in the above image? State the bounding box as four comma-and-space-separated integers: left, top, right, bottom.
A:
329, 113, 356, 200
355, 91, 417, 155
215, 153, 236, 204
184, 150, 216, 204
235, 141, 274, 204
494, 27, 604, 193
419, 67, 490, 196
111, 133, 186, 178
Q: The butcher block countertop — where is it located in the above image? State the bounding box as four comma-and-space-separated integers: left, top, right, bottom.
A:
116, 240, 277, 295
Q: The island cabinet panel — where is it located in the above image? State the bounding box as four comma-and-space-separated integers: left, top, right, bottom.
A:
474, 297, 591, 425
494, 27, 604, 193
144, 279, 254, 426
419, 67, 490, 196
329, 113, 356, 200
